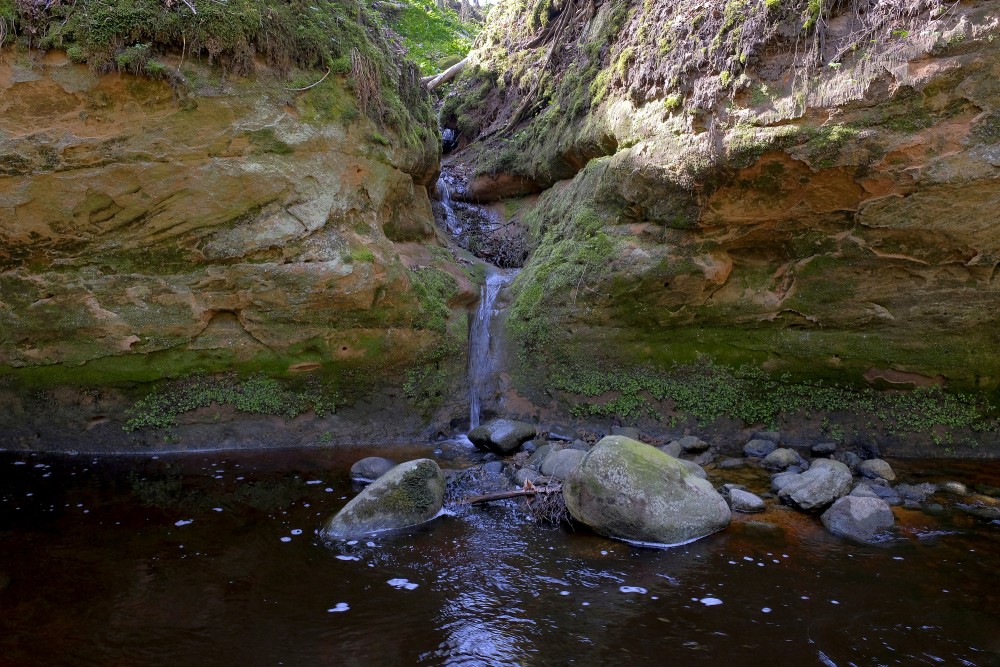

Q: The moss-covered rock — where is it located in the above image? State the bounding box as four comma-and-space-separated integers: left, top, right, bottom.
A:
563, 436, 731, 545
321, 458, 446, 538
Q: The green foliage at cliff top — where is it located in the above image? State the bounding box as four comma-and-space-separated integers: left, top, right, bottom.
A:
392, 0, 477, 75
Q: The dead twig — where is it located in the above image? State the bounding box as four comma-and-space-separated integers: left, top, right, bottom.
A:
285, 67, 331, 91
458, 483, 562, 505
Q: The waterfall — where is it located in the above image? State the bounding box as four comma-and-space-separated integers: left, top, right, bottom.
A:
468, 269, 516, 430
437, 177, 463, 236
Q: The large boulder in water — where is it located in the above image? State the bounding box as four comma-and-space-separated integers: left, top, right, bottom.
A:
350, 456, 396, 483
322, 459, 445, 539
469, 419, 537, 455
777, 459, 853, 511
821, 496, 895, 543
563, 436, 731, 546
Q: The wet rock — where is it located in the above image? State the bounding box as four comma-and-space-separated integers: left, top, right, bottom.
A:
959, 504, 1000, 521
777, 459, 853, 512
434, 440, 475, 462
679, 435, 709, 452
469, 419, 537, 455
525, 444, 554, 470
563, 436, 731, 546
811, 442, 837, 456
895, 483, 936, 503
521, 441, 538, 454
753, 431, 781, 444
821, 496, 895, 544
547, 425, 579, 442
350, 456, 396, 483
771, 471, 799, 494
568, 439, 590, 452
728, 489, 766, 514
322, 459, 445, 539
784, 464, 807, 475
717, 457, 746, 470
852, 481, 900, 505
611, 426, 642, 441
859, 459, 896, 483
483, 461, 505, 475
833, 451, 862, 473
691, 451, 716, 467
513, 467, 543, 487
540, 448, 586, 480
659, 441, 682, 458
744, 439, 777, 458
938, 481, 968, 496
679, 459, 708, 480
762, 448, 807, 471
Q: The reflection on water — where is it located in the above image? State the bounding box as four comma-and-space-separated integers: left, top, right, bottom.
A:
1, 448, 999, 666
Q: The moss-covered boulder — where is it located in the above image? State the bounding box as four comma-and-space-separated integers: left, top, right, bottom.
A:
563, 436, 731, 546
322, 459, 445, 539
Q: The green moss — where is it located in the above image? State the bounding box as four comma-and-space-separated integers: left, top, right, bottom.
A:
123, 372, 338, 431
246, 128, 294, 155
550, 355, 998, 437
408, 266, 459, 334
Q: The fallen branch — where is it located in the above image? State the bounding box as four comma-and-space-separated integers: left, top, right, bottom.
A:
285, 67, 331, 91
459, 483, 562, 505
422, 56, 467, 91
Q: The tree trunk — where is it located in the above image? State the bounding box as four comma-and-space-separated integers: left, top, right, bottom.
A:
422, 56, 468, 91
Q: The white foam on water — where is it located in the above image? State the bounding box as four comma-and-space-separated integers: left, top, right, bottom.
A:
762, 607, 772, 613
327, 603, 350, 613
619, 586, 647, 594
388, 578, 419, 590
175, 519, 193, 527
336, 555, 359, 561
559, 591, 570, 596
699, 597, 723, 606
831, 600, 839, 605
366, 541, 376, 547
280, 537, 292, 543
13, 461, 25, 465
291, 529, 303, 535
306, 480, 323, 485
347, 540, 358, 545
213, 507, 223, 512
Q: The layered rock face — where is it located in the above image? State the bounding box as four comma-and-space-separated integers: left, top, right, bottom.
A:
446, 0, 1000, 391
0, 51, 471, 449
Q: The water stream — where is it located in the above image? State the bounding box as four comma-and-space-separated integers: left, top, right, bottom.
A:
468, 270, 516, 430
2, 449, 998, 666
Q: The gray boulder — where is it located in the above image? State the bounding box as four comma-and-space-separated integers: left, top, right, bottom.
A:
525, 444, 554, 469
469, 419, 537, 455
679, 435, 710, 452
938, 481, 968, 496
678, 459, 708, 480
513, 467, 543, 487
547, 424, 579, 442
896, 482, 936, 503
744, 439, 778, 458
729, 489, 766, 513
859, 458, 896, 483
659, 441, 682, 458
610, 426, 642, 441
350, 456, 396, 483
833, 451, 862, 473
777, 459, 853, 511
853, 481, 901, 506
540, 448, 586, 480
771, 471, 800, 494
568, 439, 590, 452
811, 442, 837, 456
762, 447, 807, 471
563, 436, 731, 545
322, 459, 445, 538
821, 496, 895, 543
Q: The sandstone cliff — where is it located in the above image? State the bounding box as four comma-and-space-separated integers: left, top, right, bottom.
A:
444, 0, 1000, 397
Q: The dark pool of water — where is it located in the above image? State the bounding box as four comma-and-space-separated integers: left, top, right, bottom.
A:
1, 447, 999, 666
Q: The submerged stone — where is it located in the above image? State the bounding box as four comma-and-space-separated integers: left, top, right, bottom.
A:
563, 436, 731, 546
322, 459, 445, 539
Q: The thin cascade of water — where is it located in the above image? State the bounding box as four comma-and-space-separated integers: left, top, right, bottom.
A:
437, 176, 462, 236
468, 269, 516, 430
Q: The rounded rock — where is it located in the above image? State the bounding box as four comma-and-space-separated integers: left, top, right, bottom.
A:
468, 419, 537, 455
761, 447, 806, 471
563, 436, 731, 546
540, 448, 586, 481
821, 496, 895, 544
859, 458, 896, 483
728, 489, 766, 513
744, 439, 778, 458
350, 456, 396, 483
322, 459, 445, 539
